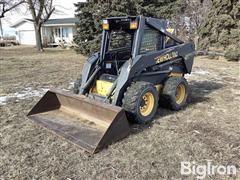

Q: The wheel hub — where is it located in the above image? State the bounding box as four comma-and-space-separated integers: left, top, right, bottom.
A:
175, 84, 185, 104
140, 92, 154, 116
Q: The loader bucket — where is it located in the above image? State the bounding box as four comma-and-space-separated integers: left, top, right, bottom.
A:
27, 89, 130, 153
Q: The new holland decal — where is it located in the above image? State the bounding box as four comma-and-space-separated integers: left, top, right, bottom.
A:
155, 51, 178, 64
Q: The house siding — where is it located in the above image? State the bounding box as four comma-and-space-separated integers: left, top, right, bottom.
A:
42, 26, 76, 44
13, 18, 77, 46
15, 21, 36, 45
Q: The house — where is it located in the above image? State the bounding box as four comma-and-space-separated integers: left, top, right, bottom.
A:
11, 18, 79, 46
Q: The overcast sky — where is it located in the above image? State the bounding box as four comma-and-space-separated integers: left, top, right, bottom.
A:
2, 0, 85, 33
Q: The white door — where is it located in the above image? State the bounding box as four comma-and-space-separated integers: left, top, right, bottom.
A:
19, 30, 36, 45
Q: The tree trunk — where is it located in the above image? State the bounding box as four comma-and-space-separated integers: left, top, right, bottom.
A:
34, 25, 43, 51
0, 18, 3, 40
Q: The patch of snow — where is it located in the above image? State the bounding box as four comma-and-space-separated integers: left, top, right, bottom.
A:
0, 97, 7, 105
62, 88, 71, 92
67, 82, 75, 90
186, 68, 210, 77
13, 88, 49, 99
193, 130, 200, 134
192, 69, 209, 75
0, 87, 49, 105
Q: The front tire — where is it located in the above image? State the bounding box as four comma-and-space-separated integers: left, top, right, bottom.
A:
122, 81, 159, 124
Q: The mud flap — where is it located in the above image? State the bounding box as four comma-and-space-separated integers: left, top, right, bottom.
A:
27, 89, 130, 154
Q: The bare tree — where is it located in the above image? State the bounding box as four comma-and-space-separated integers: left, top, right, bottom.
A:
27, 0, 55, 51
0, 0, 24, 39
184, 0, 210, 32
183, 0, 211, 48
0, 0, 24, 18
171, 0, 210, 47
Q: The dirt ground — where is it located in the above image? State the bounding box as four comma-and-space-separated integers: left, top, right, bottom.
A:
0, 46, 239, 179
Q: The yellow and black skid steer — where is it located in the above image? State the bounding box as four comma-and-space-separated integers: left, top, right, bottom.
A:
27, 16, 195, 153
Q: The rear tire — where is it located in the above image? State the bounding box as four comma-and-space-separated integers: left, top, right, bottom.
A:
73, 75, 82, 94
122, 81, 158, 124
160, 77, 189, 110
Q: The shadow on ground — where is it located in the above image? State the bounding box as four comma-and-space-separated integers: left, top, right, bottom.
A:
130, 80, 223, 134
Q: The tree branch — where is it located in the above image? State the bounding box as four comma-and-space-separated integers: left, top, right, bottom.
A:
36, 0, 44, 23
0, 0, 25, 18
27, 0, 37, 20
26, 0, 55, 51
43, 6, 54, 22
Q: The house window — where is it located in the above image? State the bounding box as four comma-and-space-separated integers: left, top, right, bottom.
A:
62, 28, 69, 38
55, 28, 61, 37
54, 27, 69, 38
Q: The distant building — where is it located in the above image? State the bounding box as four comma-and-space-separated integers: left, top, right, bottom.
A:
11, 18, 78, 46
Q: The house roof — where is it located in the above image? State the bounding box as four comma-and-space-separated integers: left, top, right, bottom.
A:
11, 19, 33, 28
43, 18, 79, 25
11, 18, 79, 28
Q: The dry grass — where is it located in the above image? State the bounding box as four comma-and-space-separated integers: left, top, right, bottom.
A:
0, 46, 239, 179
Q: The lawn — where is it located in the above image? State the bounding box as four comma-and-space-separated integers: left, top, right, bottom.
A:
0, 46, 239, 179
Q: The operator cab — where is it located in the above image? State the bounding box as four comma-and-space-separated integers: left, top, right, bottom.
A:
100, 16, 179, 77
90, 16, 182, 98
100, 17, 138, 76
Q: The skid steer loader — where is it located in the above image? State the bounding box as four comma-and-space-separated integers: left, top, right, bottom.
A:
28, 16, 195, 153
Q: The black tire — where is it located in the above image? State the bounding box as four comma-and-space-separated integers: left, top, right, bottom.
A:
160, 77, 189, 110
73, 75, 82, 94
122, 81, 159, 124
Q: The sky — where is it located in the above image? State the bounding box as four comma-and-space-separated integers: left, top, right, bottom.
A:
2, 0, 85, 36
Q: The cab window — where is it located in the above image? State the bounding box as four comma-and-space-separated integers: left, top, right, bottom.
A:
165, 36, 176, 48
140, 28, 163, 54
109, 30, 133, 51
